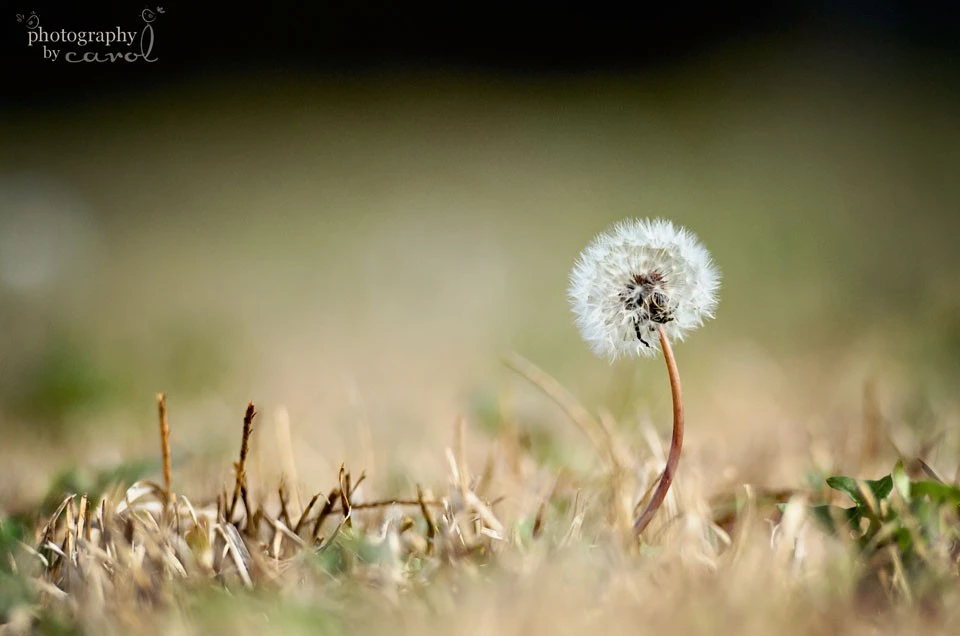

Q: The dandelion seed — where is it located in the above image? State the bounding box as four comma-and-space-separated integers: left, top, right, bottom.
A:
568, 218, 719, 361
568, 218, 720, 537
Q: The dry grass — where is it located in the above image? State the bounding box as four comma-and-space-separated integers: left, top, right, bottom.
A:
3, 356, 960, 636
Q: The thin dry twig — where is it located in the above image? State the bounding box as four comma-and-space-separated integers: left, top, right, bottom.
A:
311, 489, 340, 543
278, 484, 293, 529
294, 493, 322, 536
418, 484, 437, 553
229, 402, 257, 523
157, 393, 172, 506
352, 498, 443, 510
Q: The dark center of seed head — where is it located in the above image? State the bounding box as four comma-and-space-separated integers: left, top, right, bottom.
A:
619, 270, 675, 326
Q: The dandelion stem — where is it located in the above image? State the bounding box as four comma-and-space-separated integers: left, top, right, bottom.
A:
633, 324, 684, 537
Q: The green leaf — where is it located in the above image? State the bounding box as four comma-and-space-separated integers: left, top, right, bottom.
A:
809, 504, 860, 535
867, 475, 894, 501
39, 459, 154, 515
894, 526, 913, 553
910, 480, 960, 504
514, 517, 536, 545
892, 461, 911, 500
826, 476, 865, 505
825, 474, 893, 506
0, 570, 34, 618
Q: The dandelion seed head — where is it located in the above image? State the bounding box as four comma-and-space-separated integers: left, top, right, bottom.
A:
568, 218, 720, 360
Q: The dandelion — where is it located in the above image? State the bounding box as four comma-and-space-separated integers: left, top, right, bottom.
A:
568, 218, 720, 536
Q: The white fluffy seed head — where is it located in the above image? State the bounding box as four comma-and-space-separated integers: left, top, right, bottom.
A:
568, 218, 720, 361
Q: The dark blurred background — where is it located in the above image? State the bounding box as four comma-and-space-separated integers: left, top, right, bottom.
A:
2, 0, 960, 506
4, 2, 960, 103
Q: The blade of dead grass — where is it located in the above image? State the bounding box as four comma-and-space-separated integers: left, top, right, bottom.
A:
38, 495, 75, 548
76, 493, 88, 549
598, 407, 636, 543
264, 514, 305, 549
860, 379, 882, 472
216, 523, 253, 588
274, 406, 303, 518
339, 466, 353, 529
454, 416, 470, 496
65, 496, 76, 565
502, 352, 611, 464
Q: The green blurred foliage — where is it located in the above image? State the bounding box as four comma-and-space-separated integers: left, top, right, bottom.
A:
10, 336, 122, 426
188, 587, 344, 635
1, 322, 233, 432
810, 462, 960, 603
312, 527, 385, 576
38, 459, 155, 515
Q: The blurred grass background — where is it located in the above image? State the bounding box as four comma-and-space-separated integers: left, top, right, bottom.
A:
1, 31, 959, 510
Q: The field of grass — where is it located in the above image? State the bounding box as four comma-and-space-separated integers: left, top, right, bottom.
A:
2, 37, 960, 634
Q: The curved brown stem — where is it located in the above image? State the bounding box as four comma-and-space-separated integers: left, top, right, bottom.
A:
633, 324, 684, 537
